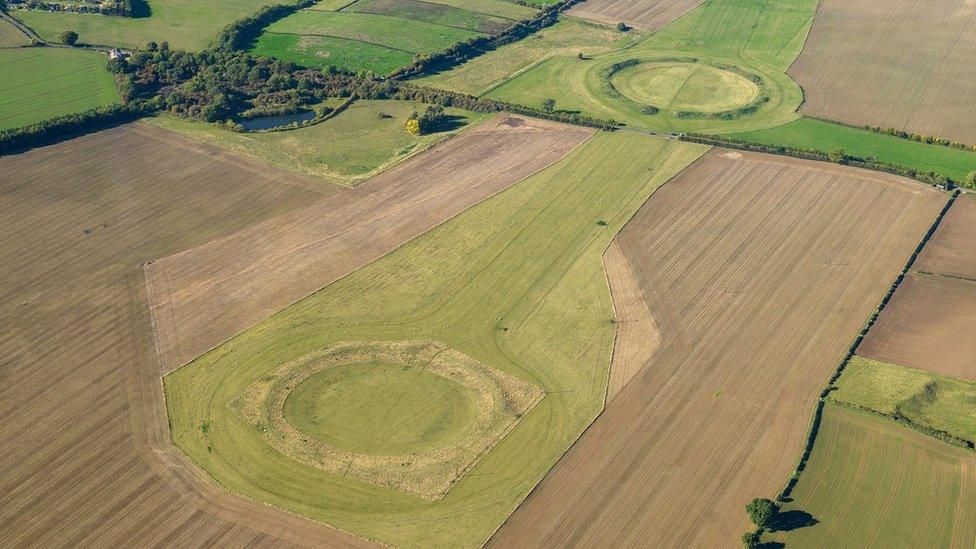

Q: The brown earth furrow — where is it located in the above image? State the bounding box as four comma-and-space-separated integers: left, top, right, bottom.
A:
491, 150, 944, 547
789, 0, 976, 144
145, 115, 594, 372
0, 124, 372, 548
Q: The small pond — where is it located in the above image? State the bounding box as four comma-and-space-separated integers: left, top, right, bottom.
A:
239, 110, 316, 131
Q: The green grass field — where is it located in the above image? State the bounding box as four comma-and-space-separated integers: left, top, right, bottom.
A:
479, 0, 815, 133
768, 404, 976, 548
0, 17, 29, 47
830, 356, 976, 445
343, 0, 513, 34
13, 0, 273, 50
164, 132, 707, 546
144, 99, 486, 186
415, 19, 642, 95
728, 117, 976, 182
0, 47, 119, 130
250, 32, 414, 74
256, 10, 480, 72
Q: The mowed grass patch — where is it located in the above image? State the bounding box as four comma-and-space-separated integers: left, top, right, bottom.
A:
14, 0, 273, 50
164, 132, 708, 546
414, 19, 642, 95
483, 0, 816, 132
727, 117, 976, 182
250, 32, 413, 74
342, 0, 513, 34
143, 99, 487, 186
830, 356, 976, 445
0, 47, 119, 130
263, 10, 481, 54
769, 404, 976, 548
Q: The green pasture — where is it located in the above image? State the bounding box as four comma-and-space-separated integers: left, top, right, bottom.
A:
768, 404, 976, 548
479, 0, 816, 133
263, 10, 480, 54
0, 17, 29, 47
830, 356, 976, 444
164, 132, 707, 547
143, 99, 486, 186
415, 19, 642, 96
0, 47, 119, 130
343, 0, 513, 34
13, 0, 272, 50
728, 118, 976, 182
250, 32, 413, 74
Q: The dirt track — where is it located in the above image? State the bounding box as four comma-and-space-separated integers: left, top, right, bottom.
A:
567, 0, 704, 31
0, 124, 374, 548
789, 0, 976, 144
490, 150, 945, 547
146, 115, 594, 372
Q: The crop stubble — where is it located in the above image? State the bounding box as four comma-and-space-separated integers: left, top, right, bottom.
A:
146, 115, 594, 372
789, 0, 976, 144
0, 124, 371, 547
491, 150, 945, 547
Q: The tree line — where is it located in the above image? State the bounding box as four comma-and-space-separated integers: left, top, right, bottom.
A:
7, 0, 135, 17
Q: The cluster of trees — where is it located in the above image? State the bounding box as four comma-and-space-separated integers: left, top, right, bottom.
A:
8, 0, 133, 16
391, 0, 584, 80
866, 125, 976, 153
404, 105, 448, 135
684, 134, 962, 189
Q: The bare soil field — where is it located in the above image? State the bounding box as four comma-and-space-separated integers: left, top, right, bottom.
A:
859, 273, 976, 381
789, 0, 976, 144
916, 194, 976, 280
0, 124, 372, 548
146, 115, 593, 372
567, 0, 705, 32
603, 240, 661, 402
491, 150, 945, 547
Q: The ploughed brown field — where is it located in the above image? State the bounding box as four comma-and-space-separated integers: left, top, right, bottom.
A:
0, 124, 372, 547
789, 0, 976, 144
566, 0, 705, 32
859, 273, 976, 381
859, 193, 976, 380
916, 194, 976, 280
146, 115, 593, 372
491, 150, 945, 547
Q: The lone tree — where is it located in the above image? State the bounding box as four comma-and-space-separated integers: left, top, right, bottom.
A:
827, 147, 847, 163
746, 497, 779, 529
741, 531, 761, 549
965, 171, 976, 189
542, 98, 556, 113
59, 30, 79, 45
616, 21, 629, 31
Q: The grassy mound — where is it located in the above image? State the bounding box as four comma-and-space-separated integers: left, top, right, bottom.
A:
164, 131, 707, 546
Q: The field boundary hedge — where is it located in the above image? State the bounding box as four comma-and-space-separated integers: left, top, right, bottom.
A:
0, 101, 155, 155
775, 189, 961, 503
681, 133, 959, 189
212, 0, 316, 51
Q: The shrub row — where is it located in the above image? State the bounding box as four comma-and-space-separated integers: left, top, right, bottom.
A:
0, 101, 155, 154
682, 133, 960, 189
8, 0, 132, 16
862, 124, 976, 153
830, 399, 974, 450
390, 0, 585, 80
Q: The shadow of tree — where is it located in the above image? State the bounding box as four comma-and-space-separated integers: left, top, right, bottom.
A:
772, 509, 819, 532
